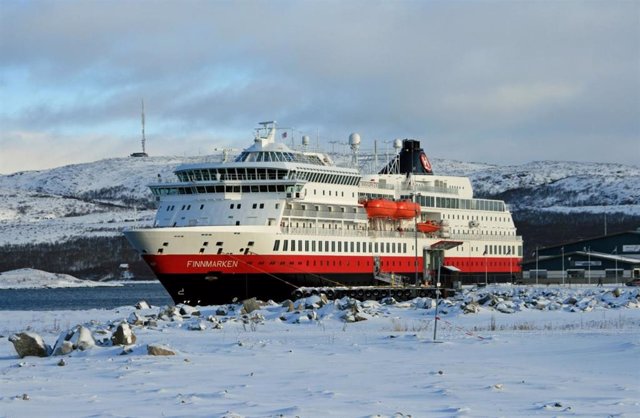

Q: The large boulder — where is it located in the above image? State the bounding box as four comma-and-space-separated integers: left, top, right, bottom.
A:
147, 344, 176, 356
69, 326, 95, 351
241, 298, 262, 314
9, 332, 51, 358
111, 322, 137, 346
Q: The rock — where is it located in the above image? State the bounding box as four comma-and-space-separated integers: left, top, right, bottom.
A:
563, 296, 578, 305
281, 299, 295, 312
343, 312, 367, 322
127, 311, 145, 326
380, 296, 397, 305
9, 332, 51, 358
147, 344, 176, 356
52, 340, 74, 356
495, 302, 515, 314
179, 304, 200, 316
159, 306, 181, 321
188, 321, 207, 331
57, 359, 66, 366
111, 322, 137, 346
304, 295, 323, 309
463, 302, 480, 314
414, 298, 434, 309
241, 297, 262, 314
70, 326, 95, 351
613, 288, 622, 297
215, 306, 229, 316
135, 300, 151, 310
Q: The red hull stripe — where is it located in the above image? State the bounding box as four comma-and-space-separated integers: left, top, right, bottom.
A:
144, 254, 522, 276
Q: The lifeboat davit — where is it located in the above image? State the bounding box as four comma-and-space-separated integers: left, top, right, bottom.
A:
395, 200, 420, 219
363, 199, 397, 218
417, 221, 440, 233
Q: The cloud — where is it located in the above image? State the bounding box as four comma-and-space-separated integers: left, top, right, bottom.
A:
0, 0, 638, 173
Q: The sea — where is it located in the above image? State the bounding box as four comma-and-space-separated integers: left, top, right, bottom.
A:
0, 282, 173, 311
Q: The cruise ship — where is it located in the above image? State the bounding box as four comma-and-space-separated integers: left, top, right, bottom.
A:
124, 122, 523, 305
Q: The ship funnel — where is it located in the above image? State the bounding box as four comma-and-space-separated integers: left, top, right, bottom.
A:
378, 139, 433, 175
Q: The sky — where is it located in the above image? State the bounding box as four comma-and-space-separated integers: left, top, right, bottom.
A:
1, 0, 639, 174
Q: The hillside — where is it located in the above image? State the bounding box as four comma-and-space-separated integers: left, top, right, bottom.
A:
1, 153, 638, 278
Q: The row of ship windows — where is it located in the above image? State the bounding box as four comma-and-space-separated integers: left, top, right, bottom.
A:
165, 203, 277, 212
175, 167, 359, 186
394, 194, 506, 212
444, 213, 511, 222
153, 184, 292, 196
484, 244, 522, 256
273, 239, 409, 254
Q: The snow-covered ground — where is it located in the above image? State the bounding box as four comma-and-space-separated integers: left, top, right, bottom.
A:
1, 285, 639, 417
0, 269, 121, 289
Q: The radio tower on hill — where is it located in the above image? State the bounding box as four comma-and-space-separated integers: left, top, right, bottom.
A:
130, 99, 149, 157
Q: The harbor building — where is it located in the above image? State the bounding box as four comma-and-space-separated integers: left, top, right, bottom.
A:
521, 229, 640, 284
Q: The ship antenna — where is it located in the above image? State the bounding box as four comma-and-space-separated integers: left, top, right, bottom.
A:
141, 99, 146, 154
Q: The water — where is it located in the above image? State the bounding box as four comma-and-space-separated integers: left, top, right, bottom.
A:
0, 282, 173, 311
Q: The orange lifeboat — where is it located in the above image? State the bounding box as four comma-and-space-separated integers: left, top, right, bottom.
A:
417, 221, 440, 233
363, 199, 397, 218
395, 200, 420, 219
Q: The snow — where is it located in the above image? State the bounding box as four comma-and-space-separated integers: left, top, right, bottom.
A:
1, 285, 639, 417
0, 268, 121, 289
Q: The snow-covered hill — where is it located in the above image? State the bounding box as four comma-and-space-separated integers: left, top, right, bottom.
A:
0, 153, 638, 246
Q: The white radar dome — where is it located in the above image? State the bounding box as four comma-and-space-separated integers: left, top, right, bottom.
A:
394, 138, 402, 150
302, 135, 310, 146
349, 133, 361, 146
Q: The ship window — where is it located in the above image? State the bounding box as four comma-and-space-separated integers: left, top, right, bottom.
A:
217, 248, 223, 254
283, 240, 288, 251
318, 241, 322, 252
298, 240, 303, 251
253, 203, 257, 209
203, 242, 208, 246
312, 241, 316, 251
350, 242, 354, 252
338, 241, 342, 252
248, 241, 254, 246
305, 241, 309, 251
230, 204, 234, 209
325, 241, 330, 252
200, 204, 204, 210
259, 203, 264, 209
291, 240, 296, 251
237, 204, 241, 209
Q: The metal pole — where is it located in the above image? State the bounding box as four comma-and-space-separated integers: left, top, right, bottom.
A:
433, 251, 441, 342
614, 246, 618, 285
414, 193, 419, 285
536, 247, 540, 285
561, 247, 565, 286
588, 247, 591, 285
